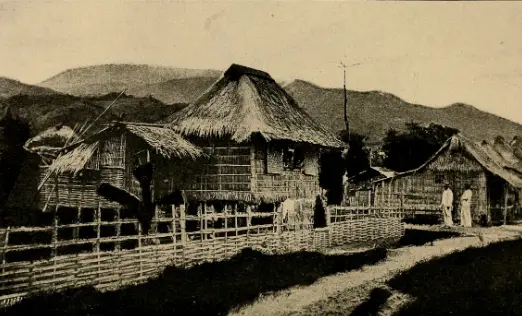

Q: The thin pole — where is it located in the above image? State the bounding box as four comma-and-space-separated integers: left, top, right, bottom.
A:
340, 62, 349, 140
76, 89, 127, 141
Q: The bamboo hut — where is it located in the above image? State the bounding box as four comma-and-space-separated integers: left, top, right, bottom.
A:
373, 134, 522, 225
347, 166, 396, 206
35, 121, 203, 211
164, 64, 344, 214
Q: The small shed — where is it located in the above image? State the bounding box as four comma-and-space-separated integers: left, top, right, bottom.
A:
373, 134, 522, 224
347, 166, 396, 206
34, 121, 203, 211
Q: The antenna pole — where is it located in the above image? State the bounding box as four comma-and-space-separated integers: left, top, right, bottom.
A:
340, 62, 349, 141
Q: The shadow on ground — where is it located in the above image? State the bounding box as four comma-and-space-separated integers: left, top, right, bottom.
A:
392, 228, 461, 248
352, 238, 522, 316
1, 247, 387, 316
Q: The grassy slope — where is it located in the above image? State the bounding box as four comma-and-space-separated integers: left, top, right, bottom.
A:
39, 64, 222, 96
126, 76, 220, 104
0, 93, 185, 134
0, 77, 57, 98
284, 80, 522, 143
7, 63, 522, 143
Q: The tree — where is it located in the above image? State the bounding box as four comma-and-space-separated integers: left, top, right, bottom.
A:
340, 131, 370, 177
0, 106, 32, 208
319, 150, 344, 205
382, 122, 459, 172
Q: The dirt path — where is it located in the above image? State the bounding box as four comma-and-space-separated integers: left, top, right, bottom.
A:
229, 225, 522, 316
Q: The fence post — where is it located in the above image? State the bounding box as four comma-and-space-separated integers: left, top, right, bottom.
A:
275, 203, 283, 249
115, 207, 121, 251
95, 202, 101, 283
180, 203, 187, 244
51, 206, 59, 289
1, 226, 10, 276
326, 206, 332, 227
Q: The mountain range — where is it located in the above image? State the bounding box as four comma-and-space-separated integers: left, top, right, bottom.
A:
1, 63, 522, 144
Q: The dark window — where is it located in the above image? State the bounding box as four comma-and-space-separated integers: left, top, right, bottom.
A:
283, 146, 305, 170
435, 174, 444, 184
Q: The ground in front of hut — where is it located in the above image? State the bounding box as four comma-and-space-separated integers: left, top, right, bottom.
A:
230, 224, 522, 316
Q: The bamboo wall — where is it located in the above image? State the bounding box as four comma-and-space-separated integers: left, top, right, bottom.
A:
177, 145, 253, 201
252, 146, 321, 202
0, 204, 404, 307
37, 169, 123, 209
373, 150, 489, 222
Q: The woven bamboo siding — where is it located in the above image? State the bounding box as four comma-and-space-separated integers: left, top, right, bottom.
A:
180, 146, 253, 201
253, 147, 320, 201
36, 134, 130, 210
266, 146, 284, 174
0, 204, 404, 306
374, 150, 490, 222
100, 135, 125, 167
37, 168, 124, 209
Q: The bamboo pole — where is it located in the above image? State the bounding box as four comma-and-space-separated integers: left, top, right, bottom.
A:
2, 226, 10, 276
74, 207, 81, 240
180, 203, 187, 244
138, 222, 142, 278
96, 202, 101, 284
504, 184, 509, 225
115, 208, 121, 251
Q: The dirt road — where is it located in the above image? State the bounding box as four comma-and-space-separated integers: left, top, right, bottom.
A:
230, 225, 522, 316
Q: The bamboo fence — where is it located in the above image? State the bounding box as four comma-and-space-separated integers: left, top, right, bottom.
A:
0, 202, 404, 307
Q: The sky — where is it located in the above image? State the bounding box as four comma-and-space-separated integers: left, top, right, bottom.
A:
1, 1, 522, 122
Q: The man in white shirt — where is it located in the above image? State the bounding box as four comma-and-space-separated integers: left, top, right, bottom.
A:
440, 184, 454, 227
342, 171, 349, 205
460, 184, 473, 227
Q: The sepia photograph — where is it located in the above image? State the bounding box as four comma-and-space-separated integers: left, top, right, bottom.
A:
1, 1, 522, 315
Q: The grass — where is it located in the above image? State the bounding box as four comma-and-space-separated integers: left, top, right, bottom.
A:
388, 238, 522, 315
0, 247, 387, 316
349, 238, 522, 316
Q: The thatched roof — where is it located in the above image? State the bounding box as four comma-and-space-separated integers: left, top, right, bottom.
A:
492, 136, 522, 173
349, 166, 396, 184
24, 125, 78, 164
164, 64, 344, 148
374, 134, 522, 188
48, 122, 203, 175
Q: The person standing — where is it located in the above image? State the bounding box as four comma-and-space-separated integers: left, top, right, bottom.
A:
440, 184, 454, 227
460, 184, 473, 227
342, 171, 349, 205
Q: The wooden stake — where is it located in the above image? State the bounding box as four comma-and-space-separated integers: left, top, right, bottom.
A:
504, 184, 509, 225
115, 208, 121, 251
180, 203, 187, 244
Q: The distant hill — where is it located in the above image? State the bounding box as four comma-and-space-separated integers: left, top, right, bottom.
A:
127, 76, 220, 104
284, 79, 522, 143
39, 64, 222, 97
0, 93, 186, 135
0, 77, 57, 99
5, 64, 522, 144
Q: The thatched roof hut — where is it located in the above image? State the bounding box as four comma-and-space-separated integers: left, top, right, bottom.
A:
165, 64, 343, 148
382, 134, 522, 188
373, 133, 522, 224
35, 121, 203, 209
50, 122, 202, 175
162, 64, 343, 204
